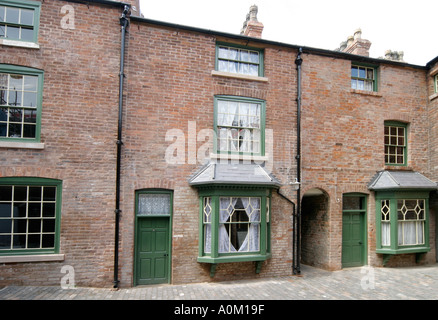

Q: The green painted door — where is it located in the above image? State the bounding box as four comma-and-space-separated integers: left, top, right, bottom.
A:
136, 217, 170, 285
342, 195, 366, 268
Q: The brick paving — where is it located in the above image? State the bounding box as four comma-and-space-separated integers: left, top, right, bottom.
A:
1, 264, 438, 300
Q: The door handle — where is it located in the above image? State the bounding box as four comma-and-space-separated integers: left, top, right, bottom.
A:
358, 241, 363, 245
163, 254, 169, 257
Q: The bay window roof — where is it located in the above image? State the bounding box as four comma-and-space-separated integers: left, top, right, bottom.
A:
189, 161, 281, 188
368, 170, 437, 191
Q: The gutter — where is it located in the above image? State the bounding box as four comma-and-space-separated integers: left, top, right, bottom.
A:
113, 3, 130, 289
294, 48, 303, 275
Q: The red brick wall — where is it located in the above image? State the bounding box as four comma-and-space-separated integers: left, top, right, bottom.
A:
120, 22, 300, 285
300, 53, 432, 269
0, 0, 122, 287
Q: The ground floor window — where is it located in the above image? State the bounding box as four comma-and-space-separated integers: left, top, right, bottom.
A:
0, 177, 62, 255
376, 191, 430, 254
197, 188, 271, 264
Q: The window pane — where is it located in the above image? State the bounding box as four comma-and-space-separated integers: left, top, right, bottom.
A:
20, 27, 33, 41
0, 235, 10, 249
0, 185, 12, 201
20, 9, 34, 26
14, 186, 27, 201
0, 203, 11, 217
5, 7, 19, 24
13, 203, 26, 218
42, 234, 54, 248
0, 6, 5, 22
28, 218, 41, 232
358, 68, 366, 78
23, 123, 35, 138
43, 187, 56, 201
0, 219, 11, 233
23, 92, 37, 107
29, 186, 41, 201
249, 51, 259, 63
13, 235, 26, 248
6, 25, 19, 39
351, 67, 358, 77
218, 47, 228, 59
137, 193, 171, 215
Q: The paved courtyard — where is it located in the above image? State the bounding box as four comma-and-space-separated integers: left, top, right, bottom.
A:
1, 263, 437, 300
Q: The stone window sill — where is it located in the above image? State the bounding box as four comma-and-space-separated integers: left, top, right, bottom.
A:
211, 70, 268, 82
350, 89, 382, 97
0, 254, 64, 264
0, 141, 45, 149
429, 92, 438, 101
0, 39, 40, 49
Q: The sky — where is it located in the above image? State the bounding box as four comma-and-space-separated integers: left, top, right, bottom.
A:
138, 0, 438, 66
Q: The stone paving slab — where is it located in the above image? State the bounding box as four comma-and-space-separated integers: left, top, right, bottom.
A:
1, 264, 438, 301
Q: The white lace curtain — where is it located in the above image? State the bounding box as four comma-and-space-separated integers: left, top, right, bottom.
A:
217, 101, 260, 153
218, 197, 260, 253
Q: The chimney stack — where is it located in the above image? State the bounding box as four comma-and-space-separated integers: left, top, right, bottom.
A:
336, 28, 371, 57
240, 5, 264, 38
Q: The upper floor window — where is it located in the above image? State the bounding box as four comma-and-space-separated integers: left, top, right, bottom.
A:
216, 43, 264, 77
214, 96, 265, 156
0, 0, 41, 43
351, 65, 377, 92
384, 121, 407, 166
0, 64, 43, 142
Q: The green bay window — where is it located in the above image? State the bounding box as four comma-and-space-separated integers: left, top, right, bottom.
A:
376, 192, 429, 255
369, 171, 436, 265
0, 177, 62, 255
0, 0, 41, 43
0, 64, 44, 142
197, 188, 271, 266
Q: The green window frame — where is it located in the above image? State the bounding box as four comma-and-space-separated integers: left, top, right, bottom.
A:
215, 42, 264, 77
384, 121, 407, 166
214, 95, 265, 156
0, 0, 41, 43
351, 64, 377, 92
197, 187, 271, 265
375, 191, 430, 256
0, 64, 44, 142
0, 177, 62, 256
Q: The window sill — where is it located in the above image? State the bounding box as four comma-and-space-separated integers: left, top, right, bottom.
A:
376, 246, 430, 255
0, 141, 45, 149
350, 89, 382, 97
0, 254, 64, 264
429, 92, 438, 101
211, 70, 268, 82
0, 38, 40, 49
210, 153, 269, 162
198, 253, 270, 264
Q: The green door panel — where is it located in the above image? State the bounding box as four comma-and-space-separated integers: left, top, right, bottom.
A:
342, 212, 365, 267
136, 217, 170, 285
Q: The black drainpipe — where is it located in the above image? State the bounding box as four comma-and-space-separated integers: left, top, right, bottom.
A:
114, 4, 130, 289
294, 48, 303, 275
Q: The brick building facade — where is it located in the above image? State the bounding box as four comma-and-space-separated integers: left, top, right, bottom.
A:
0, 0, 437, 288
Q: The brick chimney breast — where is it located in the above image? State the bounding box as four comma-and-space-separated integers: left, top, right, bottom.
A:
240, 5, 264, 38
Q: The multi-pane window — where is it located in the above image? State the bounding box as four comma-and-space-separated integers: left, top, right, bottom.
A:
0, 0, 40, 43
215, 96, 264, 155
0, 179, 61, 254
384, 122, 407, 165
397, 199, 425, 246
376, 193, 429, 255
216, 44, 263, 77
351, 65, 376, 91
380, 200, 390, 246
0, 65, 43, 140
199, 192, 270, 262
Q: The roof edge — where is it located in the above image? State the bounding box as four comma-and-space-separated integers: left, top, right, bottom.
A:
130, 16, 429, 70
